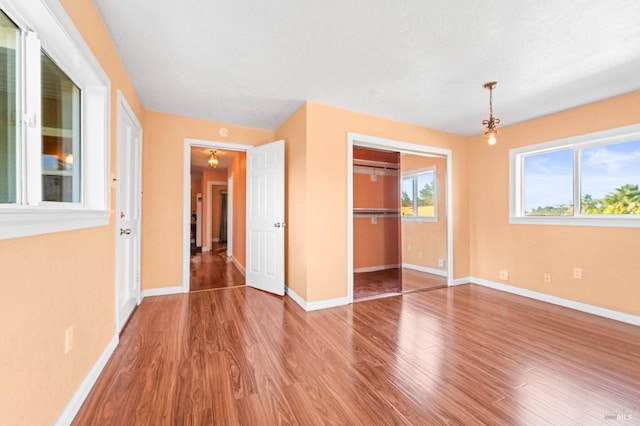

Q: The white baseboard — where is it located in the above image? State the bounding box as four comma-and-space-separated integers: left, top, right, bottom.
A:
286, 287, 350, 311
353, 264, 400, 273
470, 277, 640, 327
451, 276, 471, 286
231, 257, 246, 276
54, 334, 119, 426
142, 286, 184, 298
402, 263, 448, 277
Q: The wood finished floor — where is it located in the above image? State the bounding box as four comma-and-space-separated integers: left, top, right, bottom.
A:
354, 268, 447, 299
401, 269, 447, 293
190, 243, 245, 291
73, 284, 640, 425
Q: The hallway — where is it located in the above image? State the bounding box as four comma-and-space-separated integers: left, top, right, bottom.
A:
190, 243, 245, 291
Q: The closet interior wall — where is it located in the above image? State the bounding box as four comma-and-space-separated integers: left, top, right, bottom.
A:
352, 147, 402, 298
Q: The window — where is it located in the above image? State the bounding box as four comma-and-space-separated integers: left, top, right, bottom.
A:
42, 51, 81, 203
510, 124, 640, 227
0, 0, 109, 239
0, 10, 17, 204
402, 168, 436, 219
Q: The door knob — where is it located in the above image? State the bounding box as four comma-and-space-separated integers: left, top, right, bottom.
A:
120, 228, 132, 235
274, 223, 281, 228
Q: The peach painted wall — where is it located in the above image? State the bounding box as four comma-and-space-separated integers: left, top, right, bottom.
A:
401, 155, 448, 273
468, 90, 640, 316
274, 104, 308, 298
141, 112, 272, 290
228, 152, 247, 266
0, 1, 144, 424
201, 169, 227, 247
304, 102, 470, 302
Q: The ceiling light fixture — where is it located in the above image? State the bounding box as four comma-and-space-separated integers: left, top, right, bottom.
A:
482, 81, 500, 146
208, 150, 219, 168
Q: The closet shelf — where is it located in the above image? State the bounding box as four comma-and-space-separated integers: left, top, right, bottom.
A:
353, 208, 400, 216
353, 159, 399, 170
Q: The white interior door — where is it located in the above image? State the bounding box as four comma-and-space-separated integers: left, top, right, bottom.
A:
246, 139, 285, 295
115, 93, 142, 333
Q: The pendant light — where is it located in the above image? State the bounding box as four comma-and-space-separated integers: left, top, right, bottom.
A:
482, 81, 500, 146
208, 150, 219, 168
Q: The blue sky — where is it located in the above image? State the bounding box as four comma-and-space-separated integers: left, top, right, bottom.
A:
524, 139, 640, 211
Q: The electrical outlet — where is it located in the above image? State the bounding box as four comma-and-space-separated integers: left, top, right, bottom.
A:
573, 268, 582, 279
407, 244, 411, 251
499, 270, 509, 281
438, 259, 445, 267
65, 326, 73, 354
418, 252, 423, 259
544, 273, 552, 284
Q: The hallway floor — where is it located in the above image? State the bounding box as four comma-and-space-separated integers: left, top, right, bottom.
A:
190, 243, 245, 291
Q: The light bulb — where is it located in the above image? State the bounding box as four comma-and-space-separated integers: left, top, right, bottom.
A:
484, 129, 497, 146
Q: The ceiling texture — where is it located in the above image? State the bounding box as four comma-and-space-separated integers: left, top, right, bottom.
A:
94, 0, 640, 136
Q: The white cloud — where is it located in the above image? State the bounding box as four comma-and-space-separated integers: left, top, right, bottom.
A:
582, 146, 640, 173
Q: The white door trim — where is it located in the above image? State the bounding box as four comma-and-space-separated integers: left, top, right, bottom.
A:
205, 181, 227, 251
346, 132, 454, 303
114, 91, 143, 333
182, 138, 253, 292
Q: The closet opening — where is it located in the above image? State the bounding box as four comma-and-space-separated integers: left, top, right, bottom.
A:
348, 134, 452, 302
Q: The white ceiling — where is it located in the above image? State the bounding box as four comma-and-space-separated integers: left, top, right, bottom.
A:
93, 0, 640, 136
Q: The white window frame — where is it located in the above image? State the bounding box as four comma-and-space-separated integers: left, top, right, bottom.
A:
510, 123, 640, 228
0, 0, 110, 240
402, 166, 437, 222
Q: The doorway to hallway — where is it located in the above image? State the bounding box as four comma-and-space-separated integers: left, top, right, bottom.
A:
182, 138, 286, 296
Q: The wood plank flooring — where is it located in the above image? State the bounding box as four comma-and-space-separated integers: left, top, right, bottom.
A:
190, 243, 245, 291
72, 284, 640, 425
354, 268, 447, 299
353, 268, 402, 299
401, 269, 447, 293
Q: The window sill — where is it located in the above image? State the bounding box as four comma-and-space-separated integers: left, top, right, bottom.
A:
509, 216, 640, 228
401, 216, 438, 223
0, 209, 109, 239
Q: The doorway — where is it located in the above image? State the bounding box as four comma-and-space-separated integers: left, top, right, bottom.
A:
181, 138, 286, 296
182, 139, 252, 293
188, 147, 244, 291
347, 133, 453, 303
352, 147, 402, 299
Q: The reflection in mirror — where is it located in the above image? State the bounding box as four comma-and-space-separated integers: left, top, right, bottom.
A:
400, 153, 448, 292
